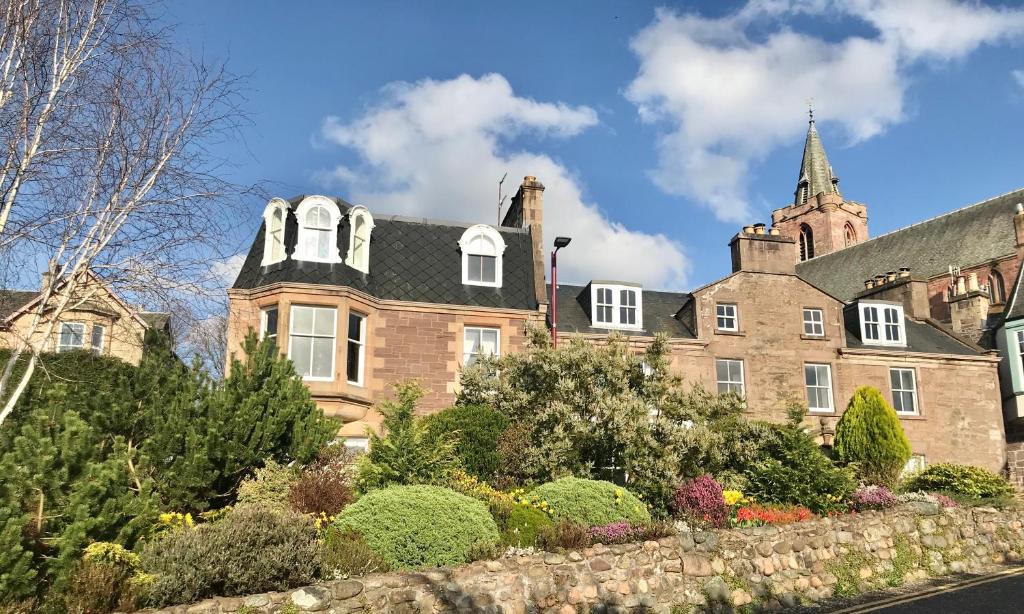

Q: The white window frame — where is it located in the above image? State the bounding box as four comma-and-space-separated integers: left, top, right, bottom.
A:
1017, 330, 1024, 381
294, 196, 343, 264
715, 359, 745, 396
802, 307, 824, 337
804, 363, 834, 413
859, 302, 905, 346
463, 326, 501, 366
345, 206, 374, 274
260, 305, 279, 343
716, 303, 738, 332
589, 284, 643, 330
287, 305, 337, 381
57, 322, 86, 352
890, 367, 918, 415
90, 324, 105, 355
261, 198, 289, 266
459, 224, 506, 288
346, 311, 367, 386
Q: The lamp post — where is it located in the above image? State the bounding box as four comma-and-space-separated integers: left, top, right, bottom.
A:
551, 236, 572, 347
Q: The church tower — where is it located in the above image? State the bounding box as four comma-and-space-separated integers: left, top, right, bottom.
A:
771, 112, 868, 262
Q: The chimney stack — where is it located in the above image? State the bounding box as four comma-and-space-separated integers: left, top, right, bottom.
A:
856, 267, 929, 320
502, 176, 547, 306
730, 223, 797, 274
949, 273, 990, 344
1014, 203, 1024, 248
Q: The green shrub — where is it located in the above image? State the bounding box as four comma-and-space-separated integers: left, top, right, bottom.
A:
834, 386, 912, 487
531, 477, 650, 526
334, 485, 498, 569
140, 505, 319, 607
500, 504, 554, 548
62, 542, 148, 613
901, 463, 1014, 502
319, 527, 390, 579
355, 382, 461, 492
236, 459, 298, 509
424, 404, 508, 481
744, 426, 855, 514
289, 446, 357, 516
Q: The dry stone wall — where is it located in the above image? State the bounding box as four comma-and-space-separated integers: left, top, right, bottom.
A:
142, 503, 1024, 614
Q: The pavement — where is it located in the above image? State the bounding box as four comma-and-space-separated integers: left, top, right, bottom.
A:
819, 566, 1024, 613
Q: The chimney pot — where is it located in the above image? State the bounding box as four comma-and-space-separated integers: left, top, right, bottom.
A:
769, 227, 780, 236
524, 175, 536, 182
743, 225, 754, 234
955, 275, 967, 296
874, 274, 887, 285
898, 267, 911, 278
865, 279, 875, 289
1016, 202, 1024, 214
753, 223, 766, 235
968, 272, 980, 292
886, 271, 897, 282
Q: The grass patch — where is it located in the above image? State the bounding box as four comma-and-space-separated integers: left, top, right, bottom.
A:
827, 548, 872, 598
883, 534, 915, 587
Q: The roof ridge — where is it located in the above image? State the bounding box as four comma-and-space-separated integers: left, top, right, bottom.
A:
380, 214, 528, 232
801, 186, 1024, 263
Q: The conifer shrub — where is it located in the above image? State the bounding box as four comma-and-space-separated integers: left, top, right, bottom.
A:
236, 460, 298, 509
834, 386, 912, 487
499, 504, 554, 548
530, 477, 650, 527
423, 404, 508, 481
140, 505, 320, 607
333, 485, 499, 569
901, 463, 1014, 502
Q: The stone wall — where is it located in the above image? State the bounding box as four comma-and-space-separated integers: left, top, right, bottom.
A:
1007, 442, 1024, 489
143, 503, 1024, 614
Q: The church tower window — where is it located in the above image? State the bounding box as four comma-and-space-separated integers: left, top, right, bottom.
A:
799, 224, 815, 261
844, 223, 856, 247
990, 270, 1006, 304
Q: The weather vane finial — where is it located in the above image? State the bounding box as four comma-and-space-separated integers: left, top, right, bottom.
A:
807, 97, 815, 123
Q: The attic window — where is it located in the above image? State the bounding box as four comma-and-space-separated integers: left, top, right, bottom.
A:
345, 206, 374, 274
859, 302, 905, 346
295, 196, 343, 263
590, 284, 643, 330
261, 199, 288, 266
459, 224, 506, 287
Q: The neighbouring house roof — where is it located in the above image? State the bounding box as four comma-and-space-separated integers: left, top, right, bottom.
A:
0, 290, 38, 322
842, 306, 980, 356
549, 283, 696, 339
232, 195, 540, 311
139, 312, 171, 331
797, 188, 1024, 301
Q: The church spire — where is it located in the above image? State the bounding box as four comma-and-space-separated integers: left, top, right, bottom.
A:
794, 111, 841, 206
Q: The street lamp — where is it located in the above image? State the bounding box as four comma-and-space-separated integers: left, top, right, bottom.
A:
551, 236, 572, 347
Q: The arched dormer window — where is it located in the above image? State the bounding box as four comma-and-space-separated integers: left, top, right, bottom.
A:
261, 198, 289, 266
844, 223, 856, 247
295, 196, 342, 263
345, 206, 374, 273
990, 270, 1006, 304
459, 224, 506, 288
799, 224, 815, 261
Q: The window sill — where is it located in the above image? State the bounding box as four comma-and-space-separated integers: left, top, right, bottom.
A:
800, 334, 827, 341
714, 329, 744, 337
896, 413, 925, 420
807, 410, 837, 416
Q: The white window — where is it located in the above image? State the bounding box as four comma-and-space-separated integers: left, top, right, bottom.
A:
261, 198, 289, 266
463, 326, 500, 366
260, 306, 279, 344
57, 322, 85, 352
459, 225, 506, 287
295, 196, 342, 263
716, 304, 738, 331
346, 312, 366, 385
1017, 330, 1024, 379
345, 206, 374, 273
804, 363, 834, 413
288, 305, 336, 380
90, 325, 105, 355
343, 437, 369, 453
890, 368, 918, 415
802, 308, 824, 336
715, 359, 745, 396
590, 284, 643, 330
860, 302, 904, 346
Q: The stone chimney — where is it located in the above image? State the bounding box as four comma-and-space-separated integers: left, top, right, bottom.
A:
949, 272, 990, 344
855, 267, 929, 320
502, 176, 547, 305
1014, 202, 1024, 249
730, 223, 797, 274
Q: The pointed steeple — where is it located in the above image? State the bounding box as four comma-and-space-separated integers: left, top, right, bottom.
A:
794, 110, 841, 206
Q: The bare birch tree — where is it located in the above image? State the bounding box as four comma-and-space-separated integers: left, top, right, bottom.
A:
0, 0, 250, 424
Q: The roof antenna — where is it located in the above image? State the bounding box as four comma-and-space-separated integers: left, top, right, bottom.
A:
807, 97, 815, 124
497, 172, 508, 225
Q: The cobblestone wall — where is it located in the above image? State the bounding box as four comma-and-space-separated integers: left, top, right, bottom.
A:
141, 503, 1024, 614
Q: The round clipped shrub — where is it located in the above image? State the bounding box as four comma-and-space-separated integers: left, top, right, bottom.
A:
531, 477, 650, 527
333, 485, 499, 569
834, 386, 912, 487
901, 463, 1014, 501
423, 404, 508, 481
500, 504, 554, 548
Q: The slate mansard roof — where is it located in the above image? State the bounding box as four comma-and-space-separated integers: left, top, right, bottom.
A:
797, 188, 1024, 301
232, 195, 540, 311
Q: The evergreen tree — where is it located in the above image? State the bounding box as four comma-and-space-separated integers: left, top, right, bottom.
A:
834, 386, 912, 487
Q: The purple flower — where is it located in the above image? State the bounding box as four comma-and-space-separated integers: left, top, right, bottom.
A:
850, 485, 897, 511
670, 474, 727, 528
587, 521, 634, 544
932, 493, 958, 508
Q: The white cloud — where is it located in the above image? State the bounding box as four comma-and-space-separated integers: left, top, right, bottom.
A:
319, 73, 690, 289
210, 253, 246, 288
1014, 69, 1024, 92
627, 1, 1024, 222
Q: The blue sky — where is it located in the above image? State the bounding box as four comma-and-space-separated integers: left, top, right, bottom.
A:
168, 1, 1024, 290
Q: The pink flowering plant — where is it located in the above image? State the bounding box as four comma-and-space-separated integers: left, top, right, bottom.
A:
849, 485, 898, 511
585, 521, 675, 545
670, 474, 728, 528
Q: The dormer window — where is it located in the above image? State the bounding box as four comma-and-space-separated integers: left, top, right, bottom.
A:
261, 199, 288, 266
859, 302, 905, 346
345, 206, 374, 273
295, 196, 343, 263
590, 283, 642, 330
459, 224, 506, 287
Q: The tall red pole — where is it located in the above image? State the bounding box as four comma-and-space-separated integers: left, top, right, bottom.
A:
550, 248, 558, 347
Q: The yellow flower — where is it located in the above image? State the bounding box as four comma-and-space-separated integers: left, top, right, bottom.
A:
723, 490, 744, 506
